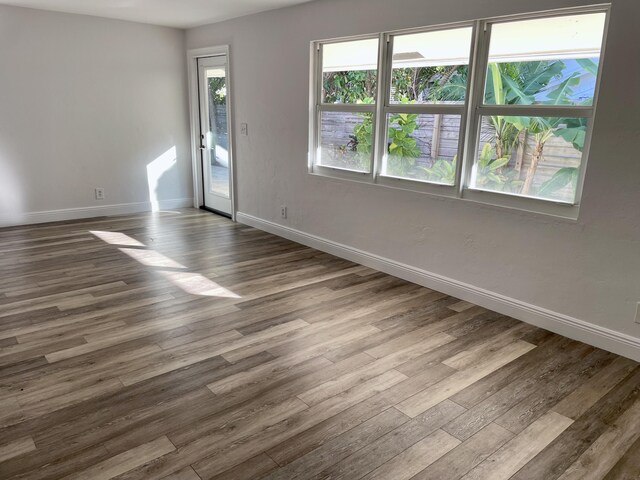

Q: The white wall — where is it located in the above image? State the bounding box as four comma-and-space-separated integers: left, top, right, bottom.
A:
186, 0, 640, 356
0, 5, 192, 225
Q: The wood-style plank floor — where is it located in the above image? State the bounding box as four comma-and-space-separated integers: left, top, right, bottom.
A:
1, 208, 639, 480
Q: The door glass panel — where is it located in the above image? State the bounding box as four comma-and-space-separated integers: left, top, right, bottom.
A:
205, 66, 230, 198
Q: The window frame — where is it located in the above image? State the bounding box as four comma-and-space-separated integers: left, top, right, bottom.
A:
375, 22, 476, 197
309, 5, 610, 218
311, 33, 381, 181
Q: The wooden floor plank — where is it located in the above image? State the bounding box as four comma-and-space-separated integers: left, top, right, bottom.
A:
460, 411, 573, 480
0, 435, 36, 463
413, 422, 513, 480
557, 399, 640, 480
313, 401, 465, 480
362, 428, 460, 480
162, 466, 202, 480
61, 435, 176, 480
396, 340, 537, 418
603, 435, 640, 480
510, 367, 640, 480
264, 363, 456, 467
553, 355, 638, 420
261, 408, 409, 480
210, 453, 278, 480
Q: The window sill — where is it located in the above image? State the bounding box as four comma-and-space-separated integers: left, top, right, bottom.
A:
308, 169, 580, 222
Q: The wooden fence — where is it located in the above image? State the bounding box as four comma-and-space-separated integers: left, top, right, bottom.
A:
320, 112, 582, 196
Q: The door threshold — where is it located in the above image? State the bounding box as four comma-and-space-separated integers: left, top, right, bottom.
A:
200, 206, 232, 219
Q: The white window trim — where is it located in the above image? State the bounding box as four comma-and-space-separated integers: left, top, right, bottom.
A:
309, 5, 611, 219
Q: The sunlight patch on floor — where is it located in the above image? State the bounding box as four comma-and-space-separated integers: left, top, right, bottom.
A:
91, 228, 240, 298
90, 231, 145, 247
157, 270, 241, 298
118, 247, 186, 269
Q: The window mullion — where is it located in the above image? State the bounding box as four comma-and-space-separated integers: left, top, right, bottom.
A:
373, 32, 391, 181
461, 20, 491, 196
453, 20, 482, 196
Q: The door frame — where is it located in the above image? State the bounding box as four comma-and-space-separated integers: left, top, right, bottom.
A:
187, 45, 236, 220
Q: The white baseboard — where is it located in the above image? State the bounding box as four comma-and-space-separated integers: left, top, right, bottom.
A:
1, 198, 194, 227
237, 212, 640, 362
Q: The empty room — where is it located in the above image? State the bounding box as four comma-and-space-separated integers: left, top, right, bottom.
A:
0, 0, 639, 478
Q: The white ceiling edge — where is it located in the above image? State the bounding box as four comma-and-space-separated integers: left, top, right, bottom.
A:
0, 0, 316, 29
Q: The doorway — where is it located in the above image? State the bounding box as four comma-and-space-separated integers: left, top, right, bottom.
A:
196, 54, 233, 217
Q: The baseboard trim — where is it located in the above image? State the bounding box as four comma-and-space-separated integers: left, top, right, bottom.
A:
1, 198, 194, 227
236, 212, 640, 362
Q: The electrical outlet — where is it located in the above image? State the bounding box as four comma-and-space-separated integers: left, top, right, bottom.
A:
95, 188, 105, 200
240, 123, 248, 136
280, 205, 287, 219
635, 303, 640, 324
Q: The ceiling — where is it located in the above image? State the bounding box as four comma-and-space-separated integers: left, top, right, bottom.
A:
0, 0, 315, 28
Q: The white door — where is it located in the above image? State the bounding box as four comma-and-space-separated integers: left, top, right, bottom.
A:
197, 55, 233, 216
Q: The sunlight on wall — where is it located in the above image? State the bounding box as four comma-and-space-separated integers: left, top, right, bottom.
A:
157, 270, 241, 298
0, 157, 25, 227
90, 231, 145, 247
146, 146, 177, 212
119, 247, 186, 269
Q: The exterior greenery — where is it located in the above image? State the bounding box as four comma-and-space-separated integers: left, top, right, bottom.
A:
323, 59, 594, 198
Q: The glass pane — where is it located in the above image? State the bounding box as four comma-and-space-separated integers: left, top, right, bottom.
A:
206, 66, 229, 198
319, 111, 373, 172
485, 13, 606, 106
322, 38, 379, 104
470, 115, 587, 203
390, 27, 473, 105
382, 113, 461, 185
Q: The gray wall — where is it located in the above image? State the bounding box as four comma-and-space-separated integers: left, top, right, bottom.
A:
187, 0, 640, 342
0, 5, 192, 224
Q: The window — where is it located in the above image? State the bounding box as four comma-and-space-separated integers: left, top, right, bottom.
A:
310, 7, 608, 216
467, 12, 607, 205
316, 37, 379, 173
381, 27, 472, 185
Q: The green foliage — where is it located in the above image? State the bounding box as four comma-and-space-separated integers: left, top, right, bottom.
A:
391, 67, 437, 102
537, 167, 579, 199
323, 70, 377, 103
421, 156, 456, 185
475, 144, 524, 192
535, 115, 588, 200
554, 116, 588, 151
484, 62, 572, 157
208, 77, 226, 105
485, 61, 566, 106
353, 118, 373, 155
387, 98, 421, 176
483, 60, 592, 198
353, 98, 375, 156
324, 65, 468, 105
327, 58, 595, 198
